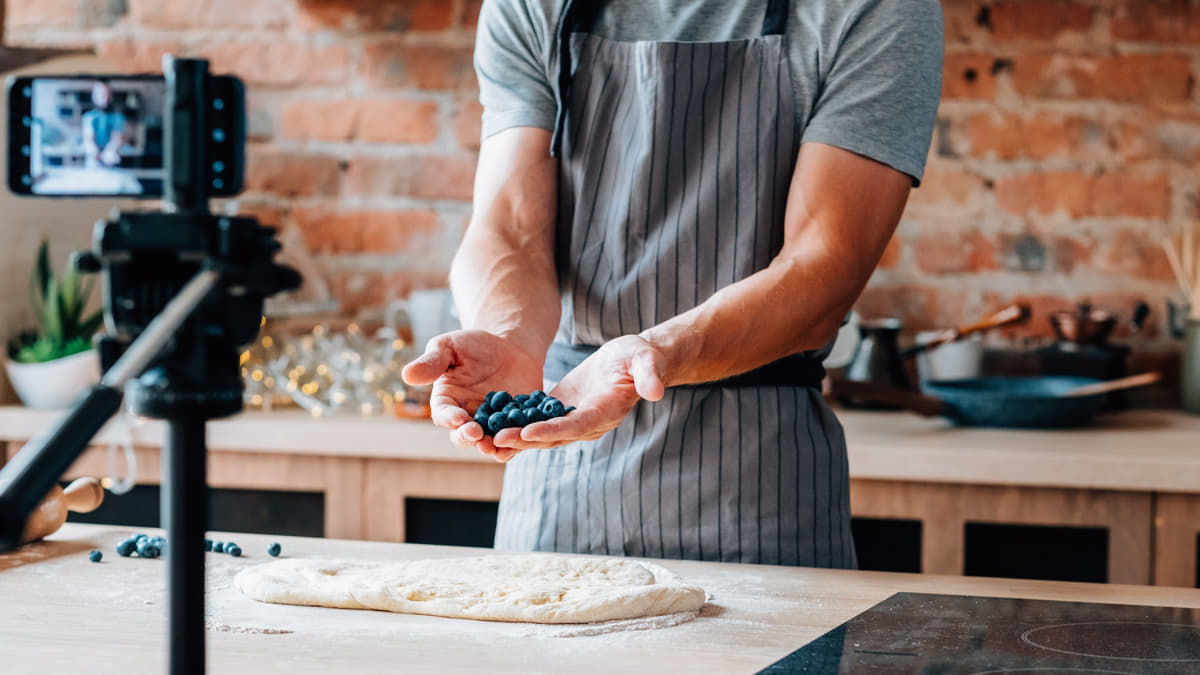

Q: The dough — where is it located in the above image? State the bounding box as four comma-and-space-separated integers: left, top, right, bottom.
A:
234, 555, 706, 624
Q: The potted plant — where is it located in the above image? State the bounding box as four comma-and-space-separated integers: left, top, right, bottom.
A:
4, 240, 103, 409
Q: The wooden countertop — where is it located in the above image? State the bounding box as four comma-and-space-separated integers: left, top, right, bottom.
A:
4, 524, 1199, 674
0, 405, 1197, 492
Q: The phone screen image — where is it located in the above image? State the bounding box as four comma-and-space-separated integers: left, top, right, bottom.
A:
25, 77, 165, 196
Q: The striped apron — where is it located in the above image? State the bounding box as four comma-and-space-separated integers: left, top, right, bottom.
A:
493, 0, 856, 568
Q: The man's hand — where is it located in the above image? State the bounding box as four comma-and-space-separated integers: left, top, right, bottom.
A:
491, 336, 667, 453
402, 330, 544, 461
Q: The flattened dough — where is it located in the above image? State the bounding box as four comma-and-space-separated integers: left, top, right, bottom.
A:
234, 555, 706, 624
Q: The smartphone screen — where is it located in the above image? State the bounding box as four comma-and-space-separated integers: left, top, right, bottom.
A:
8, 73, 244, 198
11, 76, 165, 196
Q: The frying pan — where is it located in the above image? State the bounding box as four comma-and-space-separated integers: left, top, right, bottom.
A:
831, 373, 1160, 429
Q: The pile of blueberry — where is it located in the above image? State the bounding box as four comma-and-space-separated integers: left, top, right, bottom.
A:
115, 534, 167, 559
206, 539, 243, 557
473, 390, 574, 436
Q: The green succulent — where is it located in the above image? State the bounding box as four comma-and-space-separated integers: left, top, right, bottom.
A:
8, 240, 103, 364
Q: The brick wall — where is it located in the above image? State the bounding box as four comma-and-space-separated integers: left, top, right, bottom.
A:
6, 0, 1197, 356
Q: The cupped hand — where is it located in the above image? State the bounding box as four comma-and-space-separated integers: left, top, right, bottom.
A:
491, 335, 667, 452
402, 330, 544, 462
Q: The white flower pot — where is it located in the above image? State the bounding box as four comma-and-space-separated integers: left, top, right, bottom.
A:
5, 349, 101, 410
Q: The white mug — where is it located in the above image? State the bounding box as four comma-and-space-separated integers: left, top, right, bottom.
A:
386, 289, 460, 352
915, 331, 983, 383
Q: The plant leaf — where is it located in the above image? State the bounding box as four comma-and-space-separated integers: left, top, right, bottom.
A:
34, 240, 51, 303
44, 279, 62, 344
60, 260, 79, 325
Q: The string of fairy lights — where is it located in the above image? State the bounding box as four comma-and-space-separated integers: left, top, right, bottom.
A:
240, 321, 418, 417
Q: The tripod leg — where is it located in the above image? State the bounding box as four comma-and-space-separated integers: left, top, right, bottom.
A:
164, 418, 207, 675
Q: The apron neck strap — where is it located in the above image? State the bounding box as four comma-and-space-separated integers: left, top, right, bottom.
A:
552, 0, 605, 157
761, 0, 789, 36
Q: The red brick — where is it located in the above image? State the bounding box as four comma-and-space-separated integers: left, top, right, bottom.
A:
97, 39, 182, 74
941, 53, 999, 99
130, 0, 290, 29
246, 150, 343, 198
292, 208, 440, 254
200, 42, 352, 87
364, 42, 477, 91
1097, 229, 1176, 282
995, 171, 1170, 220
7, 0, 127, 29
914, 230, 999, 275
1112, 114, 1200, 163
1012, 52, 1192, 103
453, 100, 483, 150
988, 0, 1095, 41
853, 285, 968, 333
459, 0, 484, 29
281, 100, 440, 144
330, 269, 450, 316
297, 0, 453, 32
345, 155, 476, 201
942, 1, 991, 46
953, 111, 1107, 161
1113, 0, 1200, 44
1048, 235, 1094, 274
906, 166, 986, 209
359, 101, 440, 144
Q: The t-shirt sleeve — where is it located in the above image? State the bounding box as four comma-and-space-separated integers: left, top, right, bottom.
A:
800, 0, 944, 186
475, 0, 558, 140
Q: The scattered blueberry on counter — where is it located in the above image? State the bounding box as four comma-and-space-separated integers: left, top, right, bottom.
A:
213, 541, 224, 553
267, 542, 282, 557
226, 545, 242, 558
115, 538, 137, 557
204, 539, 213, 552
473, 390, 575, 436
136, 539, 160, 559
88, 550, 102, 563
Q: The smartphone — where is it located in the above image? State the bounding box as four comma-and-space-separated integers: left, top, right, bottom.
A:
7, 74, 244, 198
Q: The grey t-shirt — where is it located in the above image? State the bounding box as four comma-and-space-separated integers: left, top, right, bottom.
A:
475, 0, 943, 184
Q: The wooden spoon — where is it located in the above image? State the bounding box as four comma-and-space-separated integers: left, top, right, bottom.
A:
1061, 372, 1162, 398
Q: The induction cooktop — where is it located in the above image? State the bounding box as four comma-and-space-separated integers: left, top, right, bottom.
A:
758, 592, 1200, 674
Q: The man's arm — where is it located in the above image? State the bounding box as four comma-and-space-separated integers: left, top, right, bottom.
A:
642, 142, 910, 386
450, 127, 559, 361
505, 141, 911, 450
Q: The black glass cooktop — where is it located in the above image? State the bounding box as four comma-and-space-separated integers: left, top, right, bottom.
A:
759, 592, 1200, 674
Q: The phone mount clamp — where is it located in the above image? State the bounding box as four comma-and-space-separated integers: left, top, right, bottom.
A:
0, 56, 300, 675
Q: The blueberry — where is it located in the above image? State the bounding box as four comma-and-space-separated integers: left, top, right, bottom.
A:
502, 402, 519, 413
488, 391, 512, 409
225, 541, 237, 552
135, 535, 149, 546
474, 402, 492, 417
474, 410, 490, 428
540, 398, 566, 417
526, 406, 549, 423
564, 406, 576, 414
529, 390, 546, 404
136, 539, 159, 559
268, 542, 282, 557
488, 411, 509, 435
116, 538, 137, 557
513, 394, 529, 406
226, 545, 242, 558
88, 550, 102, 563
149, 536, 166, 548
506, 408, 527, 427
213, 541, 224, 553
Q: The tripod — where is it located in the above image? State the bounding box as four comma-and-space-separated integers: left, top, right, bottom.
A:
0, 57, 299, 674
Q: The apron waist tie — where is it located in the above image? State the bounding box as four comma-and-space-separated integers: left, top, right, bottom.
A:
545, 341, 825, 389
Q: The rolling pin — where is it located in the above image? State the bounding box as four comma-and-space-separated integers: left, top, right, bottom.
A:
16, 477, 104, 545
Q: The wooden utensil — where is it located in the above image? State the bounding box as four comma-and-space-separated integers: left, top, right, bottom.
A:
1060, 372, 1162, 398
900, 303, 1031, 359
17, 477, 104, 545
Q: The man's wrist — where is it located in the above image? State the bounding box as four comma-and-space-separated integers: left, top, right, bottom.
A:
638, 323, 700, 388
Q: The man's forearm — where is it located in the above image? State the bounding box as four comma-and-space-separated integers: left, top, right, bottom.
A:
450, 223, 560, 363
450, 128, 560, 362
640, 142, 912, 388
